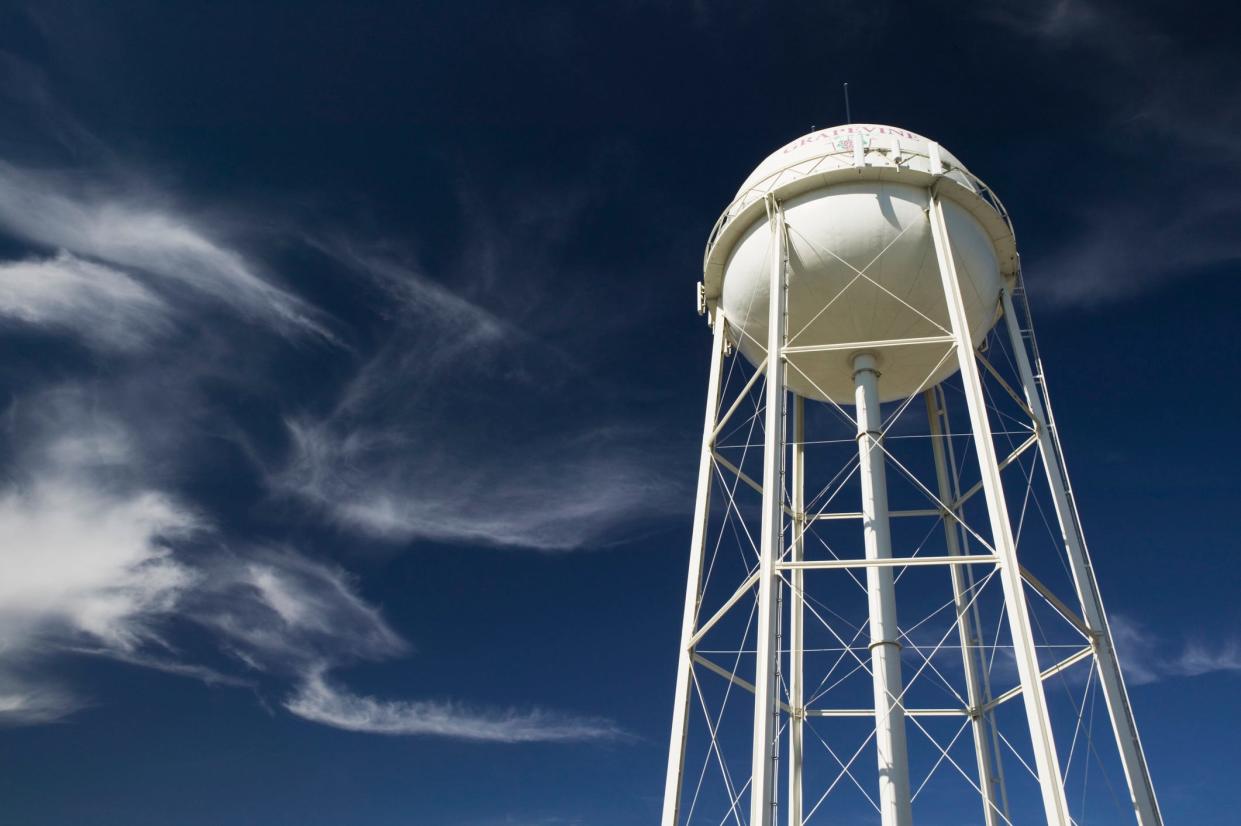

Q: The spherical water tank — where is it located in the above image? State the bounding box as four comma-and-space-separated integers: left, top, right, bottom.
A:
702, 125, 1018, 403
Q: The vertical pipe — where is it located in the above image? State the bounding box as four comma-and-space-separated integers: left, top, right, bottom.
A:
939, 384, 1014, 817
926, 387, 1005, 826
928, 191, 1071, 826
661, 311, 729, 826
788, 394, 805, 826
940, 382, 1013, 821
750, 199, 788, 826
853, 353, 913, 826
1001, 288, 1163, 826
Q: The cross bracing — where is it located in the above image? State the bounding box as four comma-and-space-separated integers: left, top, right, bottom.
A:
662, 184, 1162, 826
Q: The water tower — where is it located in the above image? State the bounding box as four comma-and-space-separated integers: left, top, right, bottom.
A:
662, 125, 1162, 826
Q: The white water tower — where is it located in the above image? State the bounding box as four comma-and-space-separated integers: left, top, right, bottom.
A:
662, 125, 1162, 826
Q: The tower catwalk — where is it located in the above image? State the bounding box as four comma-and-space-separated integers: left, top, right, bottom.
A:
661, 125, 1161, 826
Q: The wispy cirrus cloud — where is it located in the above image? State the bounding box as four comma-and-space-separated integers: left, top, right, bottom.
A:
285, 668, 624, 742
0, 160, 332, 340
0, 48, 638, 738
1110, 615, 1241, 685
982, 0, 1241, 306
0, 49, 331, 343
0, 388, 626, 741
280, 414, 681, 551
189, 547, 409, 675
269, 227, 685, 552
199, 548, 623, 741
0, 467, 627, 740
0, 384, 198, 723
0, 474, 198, 721
0, 479, 195, 653
3, 46, 684, 552
1030, 194, 1241, 306
0, 172, 639, 734
0, 674, 83, 727
0, 251, 171, 350
0, 49, 105, 158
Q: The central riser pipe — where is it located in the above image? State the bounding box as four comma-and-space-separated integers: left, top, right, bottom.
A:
853, 353, 913, 826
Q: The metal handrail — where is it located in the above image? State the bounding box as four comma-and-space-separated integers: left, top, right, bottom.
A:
702, 147, 1018, 274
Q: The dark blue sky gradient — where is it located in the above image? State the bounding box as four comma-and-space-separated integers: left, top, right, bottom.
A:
0, 2, 1238, 824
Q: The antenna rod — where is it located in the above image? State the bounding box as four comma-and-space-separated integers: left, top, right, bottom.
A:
843, 82, 852, 123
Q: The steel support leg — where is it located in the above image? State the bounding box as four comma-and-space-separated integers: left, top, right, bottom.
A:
787, 394, 805, 826
1000, 287, 1164, 826
853, 353, 913, 826
661, 311, 729, 826
928, 190, 1071, 826
750, 197, 788, 826
926, 386, 1007, 826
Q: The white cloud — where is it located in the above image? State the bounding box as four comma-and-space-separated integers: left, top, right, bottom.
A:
0, 393, 625, 740
983, 0, 1103, 44
193, 551, 628, 741
0, 78, 642, 733
271, 249, 683, 552
0, 49, 104, 157
1171, 641, 1241, 679
0, 473, 197, 725
0, 477, 626, 740
0, 674, 84, 726
0, 251, 170, 349
1030, 198, 1241, 307
323, 244, 511, 346
65, 647, 253, 689
1110, 615, 1241, 685
190, 548, 409, 672
987, 1, 1241, 162
0, 145, 684, 555
982, 0, 1241, 306
285, 668, 624, 742
281, 417, 681, 551
0, 161, 331, 339
0, 479, 196, 655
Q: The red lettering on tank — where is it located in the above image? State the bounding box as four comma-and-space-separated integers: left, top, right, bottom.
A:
782, 126, 901, 153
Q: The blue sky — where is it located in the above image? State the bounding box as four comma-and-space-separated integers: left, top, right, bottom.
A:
0, 1, 1238, 824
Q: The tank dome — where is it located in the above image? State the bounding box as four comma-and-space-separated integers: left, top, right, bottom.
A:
703, 124, 1017, 403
